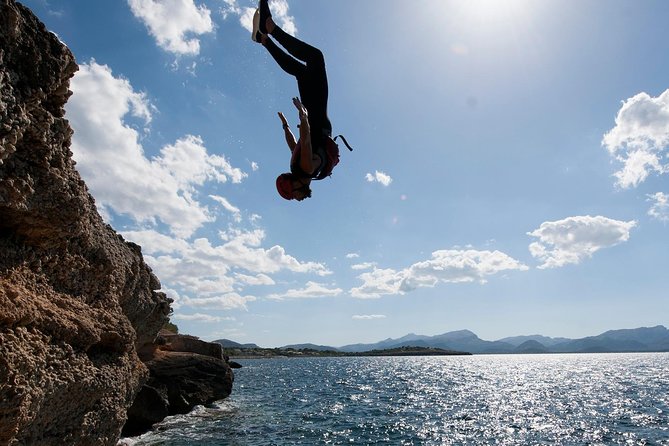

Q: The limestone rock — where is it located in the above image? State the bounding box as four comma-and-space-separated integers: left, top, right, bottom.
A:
122, 385, 169, 438
156, 330, 224, 360
0, 1, 172, 444
124, 332, 234, 437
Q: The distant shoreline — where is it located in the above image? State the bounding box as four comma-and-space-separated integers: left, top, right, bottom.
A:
228, 349, 669, 360
226, 346, 472, 359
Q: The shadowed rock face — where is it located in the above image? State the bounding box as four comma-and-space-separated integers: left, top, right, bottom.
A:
124, 332, 234, 437
0, 1, 172, 444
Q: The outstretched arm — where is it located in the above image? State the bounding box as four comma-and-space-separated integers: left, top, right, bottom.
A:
293, 97, 316, 175
278, 112, 297, 151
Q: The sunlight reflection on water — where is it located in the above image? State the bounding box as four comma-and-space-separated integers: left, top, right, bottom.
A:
128, 353, 669, 445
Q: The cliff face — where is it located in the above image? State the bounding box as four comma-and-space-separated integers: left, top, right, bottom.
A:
0, 1, 172, 444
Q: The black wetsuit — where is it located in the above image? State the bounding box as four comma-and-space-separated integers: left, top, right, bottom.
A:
263, 24, 332, 168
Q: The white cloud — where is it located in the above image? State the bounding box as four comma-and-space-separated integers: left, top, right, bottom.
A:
220, 0, 241, 19
268, 281, 342, 300
122, 228, 331, 309
352, 314, 386, 320
528, 215, 637, 269
171, 313, 236, 323
647, 192, 669, 222
127, 0, 213, 56
602, 89, 669, 188
185, 293, 257, 311
266, 0, 297, 35
346, 253, 360, 259
124, 230, 191, 254
350, 268, 404, 299
350, 250, 527, 299
613, 148, 662, 189
234, 273, 275, 286
210, 194, 241, 222
161, 287, 183, 309
351, 262, 376, 270
238, 6, 257, 32
221, 0, 297, 35
365, 170, 393, 186
67, 61, 246, 238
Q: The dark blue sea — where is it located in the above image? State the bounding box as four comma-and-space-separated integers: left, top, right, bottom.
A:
123, 353, 669, 445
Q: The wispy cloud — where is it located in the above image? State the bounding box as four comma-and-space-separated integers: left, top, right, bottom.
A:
350, 250, 527, 298
365, 170, 393, 186
647, 192, 669, 222
268, 281, 342, 300
34, 0, 65, 17
209, 194, 242, 222
171, 313, 236, 323
528, 215, 637, 269
352, 314, 386, 320
234, 273, 275, 286
346, 253, 360, 259
161, 287, 256, 311
351, 262, 376, 271
184, 293, 257, 311
127, 0, 214, 56
221, 0, 297, 35
602, 89, 669, 188
67, 61, 246, 238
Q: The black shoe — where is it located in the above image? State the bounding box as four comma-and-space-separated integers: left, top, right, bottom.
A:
258, 0, 272, 34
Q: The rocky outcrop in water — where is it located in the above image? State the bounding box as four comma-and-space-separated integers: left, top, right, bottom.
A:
124, 331, 234, 437
0, 1, 174, 444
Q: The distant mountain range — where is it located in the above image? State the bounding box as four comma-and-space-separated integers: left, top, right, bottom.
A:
216, 339, 260, 349
216, 325, 669, 355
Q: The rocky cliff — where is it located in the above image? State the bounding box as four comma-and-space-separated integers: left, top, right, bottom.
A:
0, 1, 174, 444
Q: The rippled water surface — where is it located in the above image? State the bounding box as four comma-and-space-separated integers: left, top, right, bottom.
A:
127, 353, 669, 445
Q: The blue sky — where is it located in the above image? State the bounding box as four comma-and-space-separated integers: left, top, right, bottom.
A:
23, 0, 669, 347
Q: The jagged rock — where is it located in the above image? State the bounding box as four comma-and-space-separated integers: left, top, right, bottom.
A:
228, 360, 243, 369
124, 333, 234, 436
156, 329, 224, 359
0, 1, 172, 444
123, 352, 234, 436
122, 385, 169, 438
146, 352, 233, 414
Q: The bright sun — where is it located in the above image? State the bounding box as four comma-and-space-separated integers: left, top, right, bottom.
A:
455, 0, 534, 26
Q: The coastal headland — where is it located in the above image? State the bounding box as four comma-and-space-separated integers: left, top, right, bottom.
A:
0, 1, 233, 443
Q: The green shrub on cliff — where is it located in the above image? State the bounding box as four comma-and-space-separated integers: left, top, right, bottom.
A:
163, 320, 179, 334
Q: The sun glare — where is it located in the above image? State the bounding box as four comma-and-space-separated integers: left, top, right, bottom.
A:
454, 0, 535, 29
461, 0, 515, 19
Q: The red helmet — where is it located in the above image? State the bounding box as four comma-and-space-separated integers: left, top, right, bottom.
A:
276, 173, 295, 200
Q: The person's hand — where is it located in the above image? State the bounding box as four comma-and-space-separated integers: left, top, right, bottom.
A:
292, 97, 308, 122
278, 111, 289, 128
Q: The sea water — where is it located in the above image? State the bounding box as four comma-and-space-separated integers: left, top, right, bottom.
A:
125, 353, 669, 445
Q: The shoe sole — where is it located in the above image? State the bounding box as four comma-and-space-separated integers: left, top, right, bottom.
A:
252, 8, 260, 42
